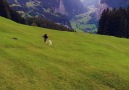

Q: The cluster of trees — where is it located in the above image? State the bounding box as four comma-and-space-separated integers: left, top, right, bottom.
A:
0, 0, 74, 32
25, 16, 74, 31
0, 0, 25, 24
97, 7, 129, 38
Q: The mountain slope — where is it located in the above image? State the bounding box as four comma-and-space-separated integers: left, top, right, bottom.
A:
0, 0, 74, 32
0, 0, 25, 24
98, 0, 129, 19
6, 0, 86, 28
7, 0, 85, 18
0, 17, 129, 90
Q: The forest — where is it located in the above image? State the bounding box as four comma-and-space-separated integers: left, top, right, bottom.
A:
98, 7, 129, 38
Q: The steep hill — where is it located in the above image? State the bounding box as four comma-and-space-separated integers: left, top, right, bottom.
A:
0, 17, 129, 90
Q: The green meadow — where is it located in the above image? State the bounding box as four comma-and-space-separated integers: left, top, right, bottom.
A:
0, 17, 129, 90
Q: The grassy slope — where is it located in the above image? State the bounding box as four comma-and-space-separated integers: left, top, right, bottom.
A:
0, 17, 129, 90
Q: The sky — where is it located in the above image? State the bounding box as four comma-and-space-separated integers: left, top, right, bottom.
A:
81, 0, 129, 8
100, 0, 129, 8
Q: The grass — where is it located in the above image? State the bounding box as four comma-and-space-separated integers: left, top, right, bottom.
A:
70, 13, 97, 33
0, 17, 129, 90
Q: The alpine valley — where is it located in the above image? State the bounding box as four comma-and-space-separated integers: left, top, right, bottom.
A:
72, 0, 129, 33
5, 0, 129, 32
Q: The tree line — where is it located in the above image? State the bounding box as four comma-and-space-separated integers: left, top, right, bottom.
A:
25, 16, 74, 32
97, 7, 129, 38
0, 0, 74, 32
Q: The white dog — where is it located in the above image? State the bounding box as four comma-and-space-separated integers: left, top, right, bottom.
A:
48, 40, 52, 46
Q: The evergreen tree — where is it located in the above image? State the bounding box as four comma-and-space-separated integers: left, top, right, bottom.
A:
97, 7, 129, 38
98, 9, 110, 35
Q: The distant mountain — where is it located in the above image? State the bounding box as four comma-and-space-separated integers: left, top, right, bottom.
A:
0, 0, 74, 32
71, 0, 129, 33
6, 0, 86, 28
98, 0, 129, 18
6, 0, 128, 33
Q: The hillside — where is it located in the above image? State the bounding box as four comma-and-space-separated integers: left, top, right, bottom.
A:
0, 17, 129, 90
0, 0, 25, 24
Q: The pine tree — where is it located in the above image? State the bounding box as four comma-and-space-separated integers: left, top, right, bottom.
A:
97, 7, 129, 38
98, 9, 110, 35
